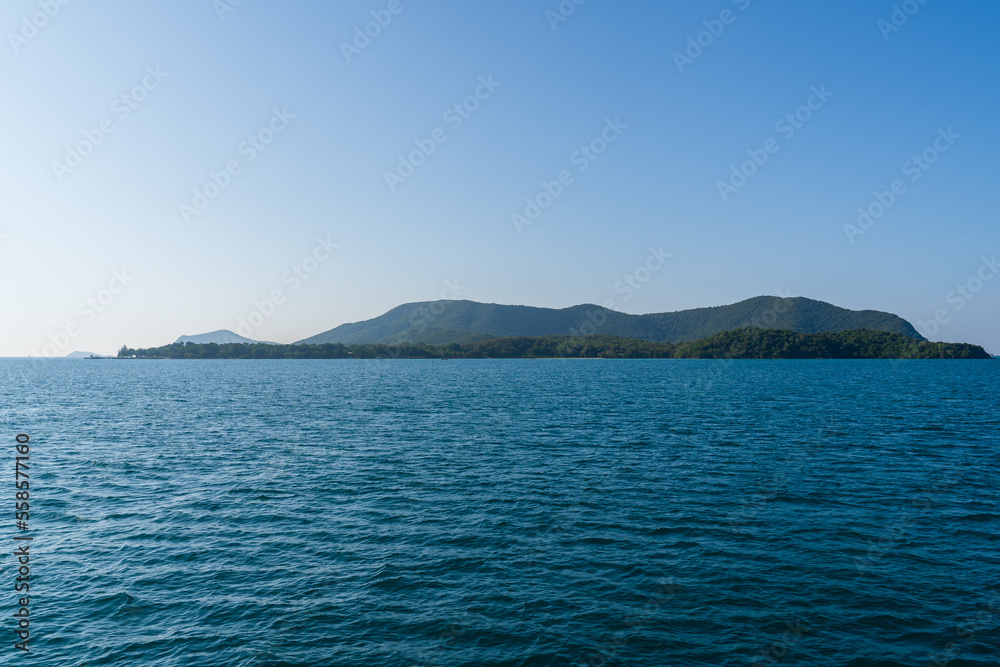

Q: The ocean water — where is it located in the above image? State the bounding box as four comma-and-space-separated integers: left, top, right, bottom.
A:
1, 358, 998, 666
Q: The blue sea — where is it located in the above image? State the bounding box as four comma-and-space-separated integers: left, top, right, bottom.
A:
1, 359, 998, 666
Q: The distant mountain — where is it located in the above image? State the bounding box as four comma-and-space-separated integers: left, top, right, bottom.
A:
66, 351, 99, 358
175, 330, 277, 345
296, 297, 926, 346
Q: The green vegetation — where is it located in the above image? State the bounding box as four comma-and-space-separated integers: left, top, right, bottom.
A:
118, 328, 989, 360
671, 328, 988, 359
294, 296, 926, 346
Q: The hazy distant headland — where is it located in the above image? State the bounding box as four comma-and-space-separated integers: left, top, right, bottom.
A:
174, 330, 278, 345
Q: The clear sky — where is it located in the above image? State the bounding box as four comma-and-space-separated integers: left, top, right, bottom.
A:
2, 0, 998, 356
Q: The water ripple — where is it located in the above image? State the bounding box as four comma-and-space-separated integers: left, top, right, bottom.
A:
0, 359, 997, 665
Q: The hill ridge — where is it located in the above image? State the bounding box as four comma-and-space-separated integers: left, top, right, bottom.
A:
295, 296, 925, 346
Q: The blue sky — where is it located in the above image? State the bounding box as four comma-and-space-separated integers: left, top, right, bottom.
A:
1, 0, 998, 355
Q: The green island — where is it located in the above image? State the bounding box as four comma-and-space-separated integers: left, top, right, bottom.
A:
118, 328, 990, 360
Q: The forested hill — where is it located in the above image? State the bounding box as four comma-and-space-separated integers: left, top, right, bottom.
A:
118, 329, 989, 360
295, 296, 925, 346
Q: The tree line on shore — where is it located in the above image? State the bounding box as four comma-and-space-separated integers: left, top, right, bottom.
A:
118, 328, 990, 360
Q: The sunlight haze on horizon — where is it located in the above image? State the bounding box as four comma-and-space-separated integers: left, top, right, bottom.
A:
1, 0, 998, 356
